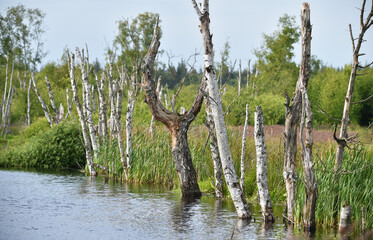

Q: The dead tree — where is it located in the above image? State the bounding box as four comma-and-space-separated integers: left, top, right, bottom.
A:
0, 56, 9, 121
95, 73, 108, 139
142, 19, 203, 197
334, 0, 373, 172
76, 47, 98, 159
204, 83, 224, 198
254, 106, 275, 223
283, 2, 313, 223
149, 76, 163, 136
1, 58, 14, 132
240, 104, 249, 192
65, 88, 73, 119
26, 79, 32, 125
1, 87, 15, 138
67, 50, 97, 176
237, 59, 241, 95
298, 3, 318, 232
246, 59, 251, 90
192, 0, 251, 218
31, 74, 53, 127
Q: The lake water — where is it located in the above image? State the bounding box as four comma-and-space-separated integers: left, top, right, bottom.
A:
0, 169, 346, 239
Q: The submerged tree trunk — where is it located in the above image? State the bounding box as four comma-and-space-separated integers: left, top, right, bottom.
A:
254, 106, 274, 223
67, 51, 96, 176
142, 20, 203, 197
32, 74, 53, 127
240, 104, 249, 192
298, 3, 317, 232
204, 88, 224, 198
334, 1, 373, 172
192, 0, 251, 219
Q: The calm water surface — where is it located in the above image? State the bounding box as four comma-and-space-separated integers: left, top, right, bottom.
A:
0, 170, 342, 240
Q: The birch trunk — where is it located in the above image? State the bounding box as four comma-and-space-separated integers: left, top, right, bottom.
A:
237, 59, 241, 95
254, 106, 275, 223
1, 57, 9, 123
240, 104, 249, 192
108, 62, 117, 137
2, 87, 14, 137
2, 60, 14, 130
26, 79, 32, 125
32, 74, 53, 127
95, 73, 108, 139
142, 20, 203, 197
45, 76, 58, 119
149, 76, 162, 136
204, 89, 224, 198
67, 51, 96, 176
192, 0, 251, 219
76, 48, 98, 160
65, 88, 72, 119
246, 59, 251, 90
298, 3, 317, 232
334, 1, 373, 172
115, 77, 128, 179
339, 204, 352, 233
91, 85, 96, 113
126, 75, 136, 169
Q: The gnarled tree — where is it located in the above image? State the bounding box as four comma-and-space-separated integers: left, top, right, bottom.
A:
142, 19, 204, 197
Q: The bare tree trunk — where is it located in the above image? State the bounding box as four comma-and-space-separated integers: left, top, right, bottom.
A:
26, 79, 32, 125
91, 85, 96, 113
95, 73, 108, 139
32, 74, 53, 127
237, 59, 241, 95
1, 56, 9, 122
334, 1, 373, 172
142, 20, 203, 197
65, 88, 73, 119
126, 75, 137, 169
2, 59, 14, 130
298, 3, 317, 232
108, 62, 117, 138
76, 48, 98, 160
192, 0, 251, 219
149, 76, 162, 136
204, 91, 224, 198
246, 59, 251, 90
339, 204, 352, 233
254, 106, 275, 223
240, 104, 249, 192
67, 51, 96, 176
45, 76, 58, 118
2, 87, 14, 137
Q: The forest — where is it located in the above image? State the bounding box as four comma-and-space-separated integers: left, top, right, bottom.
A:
0, 0, 372, 238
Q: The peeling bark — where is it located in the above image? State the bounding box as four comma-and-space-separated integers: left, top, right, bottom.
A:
240, 104, 249, 193
254, 106, 274, 223
142, 20, 203, 197
204, 86, 224, 198
192, 0, 251, 219
67, 51, 96, 176
32, 74, 53, 127
298, 3, 317, 232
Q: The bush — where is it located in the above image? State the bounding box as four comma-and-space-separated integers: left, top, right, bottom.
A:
0, 120, 86, 170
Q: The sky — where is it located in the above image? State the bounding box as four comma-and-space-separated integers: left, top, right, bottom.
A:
1, 0, 373, 70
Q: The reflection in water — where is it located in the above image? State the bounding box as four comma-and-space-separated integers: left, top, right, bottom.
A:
0, 170, 348, 240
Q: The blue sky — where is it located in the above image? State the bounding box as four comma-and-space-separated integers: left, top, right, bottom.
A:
1, 0, 372, 69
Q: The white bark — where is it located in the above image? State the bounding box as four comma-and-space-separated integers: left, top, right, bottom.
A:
149, 76, 162, 136
91, 85, 96, 113
45, 76, 58, 118
246, 59, 251, 90
32, 74, 53, 127
126, 75, 136, 169
254, 106, 274, 223
2, 59, 14, 130
237, 59, 241, 95
240, 104, 249, 192
3, 87, 14, 139
65, 88, 73, 119
95, 73, 108, 139
26, 79, 32, 125
192, 0, 251, 218
339, 204, 352, 233
1, 57, 9, 123
108, 61, 117, 137
67, 51, 96, 176
76, 48, 98, 160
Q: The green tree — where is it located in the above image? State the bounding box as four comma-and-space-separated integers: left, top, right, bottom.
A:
253, 14, 300, 95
